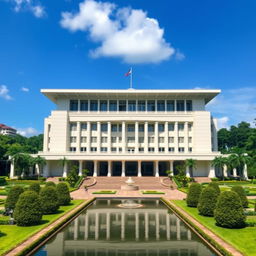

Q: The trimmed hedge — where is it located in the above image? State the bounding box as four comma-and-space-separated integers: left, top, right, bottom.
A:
29, 183, 41, 194
198, 187, 219, 216
208, 182, 221, 195
14, 191, 42, 226
45, 181, 56, 187
0, 176, 7, 186
214, 191, 246, 228
186, 183, 202, 207
56, 182, 71, 206
5, 186, 24, 210
39, 187, 59, 214
231, 186, 248, 208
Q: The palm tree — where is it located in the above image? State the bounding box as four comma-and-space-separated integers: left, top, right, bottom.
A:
33, 156, 46, 179
185, 159, 197, 177
11, 153, 33, 178
238, 153, 252, 180
211, 156, 227, 180
227, 154, 240, 177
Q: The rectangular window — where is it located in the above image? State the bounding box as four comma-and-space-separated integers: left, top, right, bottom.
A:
100, 100, 108, 111
111, 147, 117, 152
139, 147, 144, 152
138, 100, 146, 111
127, 137, 135, 143
91, 147, 97, 152
147, 100, 155, 111
91, 137, 97, 143
111, 137, 117, 143
80, 147, 86, 152
139, 137, 144, 143
166, 100, 175, 111
186, 100, 193, 111
80, 100, 88, 111
119, 148, 122, 152
189, 147, 193, 152
148, 124, 154, 132
90, 100, 98, 111
157, 100, 165, 111
168, 137, 174, 143
168, 147, 174, 152
159, 147, 165, 152
178, 123, 184, 131
188, 137, 192, 143
178, 137, 184, 143
168, 123, 174, 131
91, 123, 97, 131
176, 100, 185, 111
81, 137, 87, 143
101, 137, 108, 143
70, 100, 78, 111
139, 124, 144, 132
111, 124, 118, 132
101, 147, 107, 152
128, 148, 135, 153
127, 124, 135, 132
178, 147, 185, 152
81, 123, 87, 131
148, 137, 154, 143
119, 100, 126, 111
159, 137, 165, 143
101, 123, 108, 132
188, 123, 193, 131
70, 136, 76, 143
69, 147, 76, 152
148, 147, 155, 152
109, 100, 117, 111
158, 123, 165, 132
70, 123, 77, 131
119, 136, 122, 142
128, 100, 136, 111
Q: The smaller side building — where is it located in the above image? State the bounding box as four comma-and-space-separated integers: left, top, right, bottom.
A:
0, 123, 17, 136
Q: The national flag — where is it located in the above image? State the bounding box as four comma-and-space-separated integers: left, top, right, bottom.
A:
124, 68, 132, 77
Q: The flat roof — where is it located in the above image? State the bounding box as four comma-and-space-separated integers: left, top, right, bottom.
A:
41, 89, 221, 104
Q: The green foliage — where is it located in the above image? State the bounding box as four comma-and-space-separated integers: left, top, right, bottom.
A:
82, 169, 89, 177
66, 165, 79, 187
39, 186, 59, 214
214, 191, 246, 228
29, 182, 41, 194
14, 191, 42, 226
208, 182, 221, 195
186, 183, 202, 207
0, 176, 7, 186
175, 163, 190, 187
198, 187, 219, 216
11, 153, 34, 177
5, 186, 24, 210
45, 181, 56, 187
231, 185, 248, 208
56, 182, 71, 206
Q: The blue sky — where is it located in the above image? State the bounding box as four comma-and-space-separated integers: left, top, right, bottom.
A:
0, 0, 255, 136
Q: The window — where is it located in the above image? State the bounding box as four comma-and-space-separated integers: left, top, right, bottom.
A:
188, 123, 193, 131
70, 137, 76, 143
157, 100, 165, 111
168, 147, 174, 152
101, 137, 108, 143
81, 123, 87, 131
178, 123, 184, 131
91, 123, 97, 131
91, 147, 97, 152
159, 137, 165, 143
80, 100, 88, 111
81, 137, 87, 143
119, 100, 126, 111
139, 147, 144, 152
100, 100, 108, 111
128, 148, 135, 153
186, 100, 193, 111
159, 147, 165, 152
111, 124, 118, 132
178, 137, 184, 143
158, 123, 165, 132
148, 137, 154, 143
111, 137, 117, 143
69, 147, 76, 152
119, 148, 122, 152
178, 147, 185, 152
101, 123, 108, 132
119, 137, 122, 142
118, 124, 122, 132
189, 147, 193, 152
90, 100, 98, 111
138, 100, 146, 111
167, 100, 175, 111
70, 100, 78, 111
128, 100, 136, 111
101, 147, 107, 152
139, 124, 144, 132
139, 137, 144, 143
70, 123, 77, 131
91, 137, 97, 143
168, 137, 174, 143
127, 137, 135, 143
147, 100, 155, 111
148, 124, 154, 132
111, 147, 117, 152
127, 124, 135, 132
168, 123, 174, 131
148, 147, 155, 152
80, 147, 87, 152
109, 100, 117, 111
188, 137, 192, 143
176, 100, 185, 111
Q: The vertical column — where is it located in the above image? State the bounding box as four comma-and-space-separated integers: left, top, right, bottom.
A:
138, 160, 142, 177
121, 160, 125, 177
144, 212, 149, 240
184, 122, 188, 153
35, 164, 40, 176
155, 122, 159, 153
155, 161, 159, 177
122, 121, 126, 153
107, 122, 111, 153
87, 122, 91, 153
107, 160, 112, 177
165, 121, 168, 153
144, 122, 148, 153
208, 162, 216, 178
97, 121, 101, 152
185, 166, 190, 178
223, 164, 228, 177
135, 121, 139, 153
93, 160, 98, 177
10, 158, 15, 178
79, 160, 83, 176
166, 215, 170, 240
84, 214, 88, 240
106, 212, 110, 240
74, 218, 78, 240
169, 161, 173, 174
233, 168, 237, 177
63, 162, 68, 178
155, 212, 160, 240
135, 212, 139, 240
243, 163, 248, 180
77, 121, 81, 153
176, 218, 181, 240
187, 229, 192, 240
121, 212, 125, 240
174, 122, 178, 153
95, 212, 99, 240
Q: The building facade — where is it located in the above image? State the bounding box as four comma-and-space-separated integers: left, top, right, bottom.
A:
38, 89, 220, 178
0, 123, 17, 136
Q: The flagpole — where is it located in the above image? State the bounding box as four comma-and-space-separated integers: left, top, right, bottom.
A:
130, 67, 133, 89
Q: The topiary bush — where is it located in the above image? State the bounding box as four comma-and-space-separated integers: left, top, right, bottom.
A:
5, 186, 24, 211
29, 182, 41, 194
231, 185, 248, 208
208, 182, 221, 195
39, 186, 59, 214
45, 181, 56, 187
56, 182, 71, 206
214, 191, 246, 228
186, 183, 202, 207
14, 191, 42, 226
198, 187, 219, 216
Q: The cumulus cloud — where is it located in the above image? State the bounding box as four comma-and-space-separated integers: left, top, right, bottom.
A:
21, 87, 29, 92
17, 127, 39, 137
60, 0, 176, 64
0, 85, 12, 100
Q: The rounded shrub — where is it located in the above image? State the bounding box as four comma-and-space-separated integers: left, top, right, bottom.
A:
186, 183, 202, 207
208, 182, 221, 195
214, 191, 246, 228
5, 186, 24, 211
14, 191, 42, 226
29, 182, 41, 194
39, 186, 59, 214
45, 181, 56, 187
198, 187, 219, 216
56, 182, 71, 206
231, 185, 248, 208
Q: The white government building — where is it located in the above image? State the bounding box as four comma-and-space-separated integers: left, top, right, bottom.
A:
35, 88, 221, 178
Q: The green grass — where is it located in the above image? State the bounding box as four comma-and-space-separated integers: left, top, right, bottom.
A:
141, 190, 165, 194
173, 200, 256, 256
0, 199, 83, 255
92, 190, 116, 194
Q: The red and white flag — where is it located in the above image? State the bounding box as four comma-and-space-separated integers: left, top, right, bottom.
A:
124, 68, 132, 77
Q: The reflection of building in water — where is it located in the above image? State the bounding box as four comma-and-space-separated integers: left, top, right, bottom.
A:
45, 202, 213, 256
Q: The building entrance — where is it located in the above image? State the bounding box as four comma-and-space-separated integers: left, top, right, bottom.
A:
125, 162, 138, 176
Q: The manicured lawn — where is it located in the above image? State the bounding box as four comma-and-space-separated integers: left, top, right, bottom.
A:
0, 199, 83, 255
173, 200, 256, 256
92, 190, 116, 194
141, 190, 165, 194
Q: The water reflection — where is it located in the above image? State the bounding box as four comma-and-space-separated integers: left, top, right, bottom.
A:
34, 199, 215, 256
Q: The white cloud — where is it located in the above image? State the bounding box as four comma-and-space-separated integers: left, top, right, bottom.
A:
31, 5, 45, 18
60, 0, 176, 64
17, 127, 39, 137
0, 85, 12, 100
216, 116, 229, 130
175, 49, 185, 61
21, 87, 29, 92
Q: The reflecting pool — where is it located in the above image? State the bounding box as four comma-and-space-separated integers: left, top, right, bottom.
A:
34, 199, 216, 256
